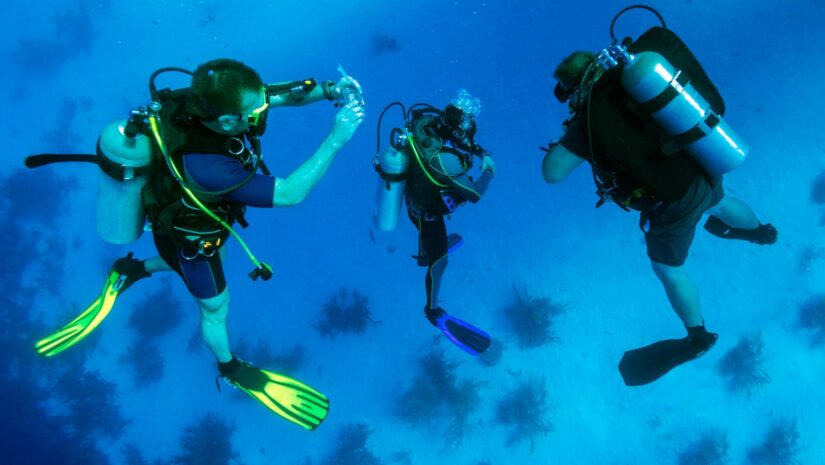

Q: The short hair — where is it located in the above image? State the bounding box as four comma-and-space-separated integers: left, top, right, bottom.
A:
187, 58, 264, 120
553, 51, 596, 89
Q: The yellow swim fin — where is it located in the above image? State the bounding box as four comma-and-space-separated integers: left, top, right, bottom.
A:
34, 252, 149, 357
219, 357, 329, 431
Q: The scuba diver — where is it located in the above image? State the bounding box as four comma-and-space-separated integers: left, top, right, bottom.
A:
372, 90, 496, 356
28, 58, 365, 430
540, 6, 778, 386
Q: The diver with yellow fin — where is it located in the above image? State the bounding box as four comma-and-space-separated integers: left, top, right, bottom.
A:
373, 91, 495, 356
28, 59, 365, 430
540, 6, 777, 386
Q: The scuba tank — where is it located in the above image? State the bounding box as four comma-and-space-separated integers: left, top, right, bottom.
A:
621, 51, 748, 175
372, 103, 411, 232
95, 111, 154, 244
373, 139, 409, 231
587, 5, 748, 177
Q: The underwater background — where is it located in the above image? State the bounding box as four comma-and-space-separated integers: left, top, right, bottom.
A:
2, 0, 824, 464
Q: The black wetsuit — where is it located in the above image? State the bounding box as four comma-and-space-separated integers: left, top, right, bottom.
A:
404, 127, 493, 308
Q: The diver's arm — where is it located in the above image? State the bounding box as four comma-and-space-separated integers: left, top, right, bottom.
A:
542, 118, 588, 183
268, 80, 335, 108
272, 103, 365, 206
541, 142, 586, 184
433, 153, 494, 204
268, 76, 360, 108
450, 169, 493, 204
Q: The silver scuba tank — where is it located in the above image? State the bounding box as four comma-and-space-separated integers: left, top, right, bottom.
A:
621, 51, 748, 175
372, 143, 410, 232
95, 119, 153, 244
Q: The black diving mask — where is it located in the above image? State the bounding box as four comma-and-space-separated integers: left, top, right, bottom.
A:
436, 104, 478, 152
554, 81, 576, 103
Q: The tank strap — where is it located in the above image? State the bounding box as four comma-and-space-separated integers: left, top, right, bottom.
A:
662, 112, 722, 155
96, 141, 153, 181
374, 163, 408, 183
637, 70, 691, 114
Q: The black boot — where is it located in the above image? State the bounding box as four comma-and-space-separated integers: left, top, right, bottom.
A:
112, 252, 152, 292
686, 324, 719, 357
424, 306, 445, 327
704, 216, 778, 245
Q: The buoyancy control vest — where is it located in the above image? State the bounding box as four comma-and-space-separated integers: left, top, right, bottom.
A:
141, 88, 264, 255
404, 115, 473, 216
584, 26, 726, 206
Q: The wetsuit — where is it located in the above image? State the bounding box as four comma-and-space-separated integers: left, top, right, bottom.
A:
153, 152, 275, 299
405, 143, 493, 309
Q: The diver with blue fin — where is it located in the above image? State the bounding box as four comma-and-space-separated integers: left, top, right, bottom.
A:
540, 6, 777, 385
373, 91, 495, 356
28, 58, 365, 429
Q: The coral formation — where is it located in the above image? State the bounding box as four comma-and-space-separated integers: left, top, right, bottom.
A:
798, 294, 825, 345
394, 349, 484, 447
0, 170, 125, 465
746, 418, 800, 465
811, 170, 825, 204
174, 414, 239, 465
502, 287, 564, 348
119, 338, 165, 388
495, 377, 554, 451
717, 333, 770, 395
678, 429, 730, 465
321, 423, 384, 465
315, 288, 376, 339
128, 280, 183, 340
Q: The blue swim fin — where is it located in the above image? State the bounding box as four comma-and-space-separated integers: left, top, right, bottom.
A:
426, 307, 491, 356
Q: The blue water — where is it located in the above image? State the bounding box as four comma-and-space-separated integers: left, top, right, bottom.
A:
2, 0, 824, 464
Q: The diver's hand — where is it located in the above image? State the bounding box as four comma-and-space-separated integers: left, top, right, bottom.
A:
330, 102, 365, 146
332, 76, 360, 99
481, 154, 496, 175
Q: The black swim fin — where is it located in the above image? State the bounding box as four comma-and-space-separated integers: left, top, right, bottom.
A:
703, 216, 777, 245
619, 328, 718, 386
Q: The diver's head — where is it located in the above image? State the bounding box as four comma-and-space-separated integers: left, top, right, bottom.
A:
435, 89, 481, 149
553, 51, 596, 103
187, 58, 267, 135
437, 104, 476, 144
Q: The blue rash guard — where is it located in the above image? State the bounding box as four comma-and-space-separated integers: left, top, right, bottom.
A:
153, 153, 276, 299
183, 153, 276, 207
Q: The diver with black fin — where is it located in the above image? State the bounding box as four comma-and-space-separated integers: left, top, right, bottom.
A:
540, 6, 777, 386
372, 90, 495, 356
29, 58, 365, 430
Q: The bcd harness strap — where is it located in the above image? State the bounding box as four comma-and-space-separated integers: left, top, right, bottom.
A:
147, 114, 273, 281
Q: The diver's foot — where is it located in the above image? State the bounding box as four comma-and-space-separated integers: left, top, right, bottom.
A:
217, 356, 330, 430
424, 306, 445, 327
686, 325, 719, 358
112, 252, 151, 291
423, 306, 491, 355
703, 217, 778, 245
749, 223, 778, 245
218, 357, 266, 390
218, 356, 243, 377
